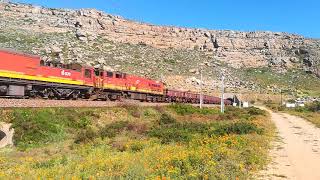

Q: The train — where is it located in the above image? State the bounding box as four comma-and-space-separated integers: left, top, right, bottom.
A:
0, 49, 232, 105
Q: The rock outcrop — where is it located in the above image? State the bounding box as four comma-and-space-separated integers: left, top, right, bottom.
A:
0, 122, 14, 148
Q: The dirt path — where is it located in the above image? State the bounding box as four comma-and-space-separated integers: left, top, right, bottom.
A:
257, 107, 320, 180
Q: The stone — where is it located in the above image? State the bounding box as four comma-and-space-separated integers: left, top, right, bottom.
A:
51, 46, 62, 53
289, 57, 299, 63
75, 29, 87, 41
0, 122, 14, 148
189, 69, 198, 74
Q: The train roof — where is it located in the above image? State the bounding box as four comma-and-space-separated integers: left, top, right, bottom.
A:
0, 48, 40, 59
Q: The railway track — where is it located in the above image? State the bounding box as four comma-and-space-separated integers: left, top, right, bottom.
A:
0, 98, 220, 108
0, 98, 170, 108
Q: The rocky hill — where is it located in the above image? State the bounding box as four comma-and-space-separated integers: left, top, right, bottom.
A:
0, 2, 319, 97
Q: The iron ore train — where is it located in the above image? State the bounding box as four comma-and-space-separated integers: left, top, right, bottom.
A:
0, 49, 231, 105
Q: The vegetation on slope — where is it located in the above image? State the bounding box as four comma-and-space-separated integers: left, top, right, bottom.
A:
0, 105, 274, 179
243, 68, 320, 96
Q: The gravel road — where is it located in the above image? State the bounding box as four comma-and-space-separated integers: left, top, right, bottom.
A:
257, 107, 320, 180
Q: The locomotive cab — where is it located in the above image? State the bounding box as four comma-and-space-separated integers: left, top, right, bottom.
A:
94, 69, 104, 88
82, 67, 95, 86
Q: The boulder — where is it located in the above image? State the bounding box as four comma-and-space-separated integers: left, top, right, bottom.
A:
0, 122, 14, 148
75, 29, 87, 41
188, 68, 198, 74
51, 46, 62, 53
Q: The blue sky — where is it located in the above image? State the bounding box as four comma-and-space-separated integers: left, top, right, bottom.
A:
14, 0, 320, 38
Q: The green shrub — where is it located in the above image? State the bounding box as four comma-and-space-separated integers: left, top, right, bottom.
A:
247, 107, 266, 116
33, 159, 57, 169
100, 121, 129, 139
294, 107, 308, 112
158, 113, 176, 125
9, 108, 98, 148
120, 104, 141, 118
143, 108, 158, 117
129, 142, 145, 152
33, 156, 68, 169
265, 103, 285, 111
169, 104, 196, 115
74, 127, 97, 144
12, 109, 66, 149
222, 107, 260, 120
169, 104, 219, 115
148, 125, 192, 144
306, 102, 320, 112
213, 122, 263, 136
148, 121, 209, 144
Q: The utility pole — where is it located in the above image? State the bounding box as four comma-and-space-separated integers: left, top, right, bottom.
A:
200, 69, 203, 109
280, 88, 283, 106
221, 72, 225, 113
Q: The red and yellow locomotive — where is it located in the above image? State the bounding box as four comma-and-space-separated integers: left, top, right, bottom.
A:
0, 49, 164, 101
0, 49, 231, 105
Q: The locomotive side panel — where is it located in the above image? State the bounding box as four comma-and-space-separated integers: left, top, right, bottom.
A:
0, 50, 40, 80
126, 75, 164, 95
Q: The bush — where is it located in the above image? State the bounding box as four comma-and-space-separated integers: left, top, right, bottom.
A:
306, 102, 320, 112
143, 108, 158, 117
100, 121, 129, 139
148, 125, 193, 144
221, 107, 262, 121
213, 122, 263, 136
169, 104, 219, 115
55, 108, 93, 129
169, 104, 196, 115
9, 108, 98, 149
129, 142, 145, 152
126, 122, 148, 134
74, 128, 97, 144
111, 137, 129, 152
247, 107, 266, 116
265, 103, 285, 111
294, 107, 307, 113
158, 113, 176, 125
120, 104, 141, 118
12, 109, 66, 149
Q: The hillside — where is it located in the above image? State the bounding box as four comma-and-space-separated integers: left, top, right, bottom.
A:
0, 2, 320, 97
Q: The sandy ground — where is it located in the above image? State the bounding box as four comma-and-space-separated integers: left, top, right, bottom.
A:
256, 107, 320, 180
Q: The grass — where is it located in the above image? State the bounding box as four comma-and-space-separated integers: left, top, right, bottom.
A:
0, 104, 274, 179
